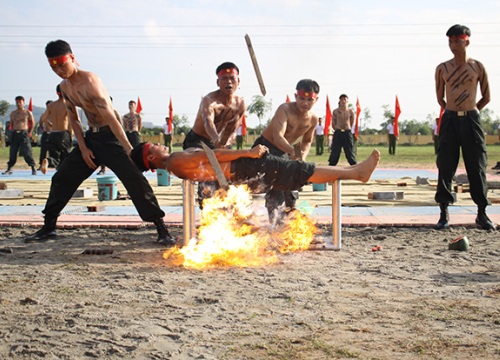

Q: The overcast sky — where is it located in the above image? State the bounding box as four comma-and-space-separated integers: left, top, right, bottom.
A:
1, 0, 500, 129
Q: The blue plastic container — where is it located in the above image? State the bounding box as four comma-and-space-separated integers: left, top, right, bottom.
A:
312, 183, 328, 192
96, 175, 118, 201
157, 169, 171, 186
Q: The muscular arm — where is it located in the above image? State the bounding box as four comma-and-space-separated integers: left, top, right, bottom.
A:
200, 98, 220, 145
300, 122, 317, 160
27, 111, 35, 135
349, 109, 355, 128
435, 64, 447, 109
89, 76, 133, 154
62, 91, 87, 152
270, 106, 295, 156
476, 61, 491, 111
137, 113, 142, 132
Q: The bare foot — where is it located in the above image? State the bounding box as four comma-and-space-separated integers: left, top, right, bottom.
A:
41, 158, 48, 175
357, 149, 380, 182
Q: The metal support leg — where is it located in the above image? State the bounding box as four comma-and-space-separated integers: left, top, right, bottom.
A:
332, 180, 342, 250
182, 180, 195, 247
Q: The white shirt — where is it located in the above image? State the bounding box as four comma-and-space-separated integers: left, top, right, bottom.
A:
237, 126, 242, 136
315, 124, 324, 136
387, 123, 394, 135
432, 123, 439, 135
162, 122, 173, 135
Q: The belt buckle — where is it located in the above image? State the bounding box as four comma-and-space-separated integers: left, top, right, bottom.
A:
92, 127, 99, 133
457, 111, 467, 117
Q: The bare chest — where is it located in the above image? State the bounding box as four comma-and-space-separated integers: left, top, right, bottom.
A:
11, 110, 30, 129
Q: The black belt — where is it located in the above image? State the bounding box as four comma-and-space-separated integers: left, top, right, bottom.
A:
88, 125, 111, 133
446, 110, 478, 117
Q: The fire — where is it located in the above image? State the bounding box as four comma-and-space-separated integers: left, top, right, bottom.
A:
163, 185, 318, 269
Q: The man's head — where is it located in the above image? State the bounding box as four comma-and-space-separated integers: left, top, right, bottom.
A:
165, 117, 170, 123
45, 40, 76, 79
131, 142, 167, 172
128, 100, 137, 111
339, 94, 349, 107
216, 62, 240, 94
15, 96, 24, 109
295, 79, 320, 110
446, 24, 470, 53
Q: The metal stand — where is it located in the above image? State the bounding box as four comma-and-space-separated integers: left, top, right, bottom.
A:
331, 180, 342, 250
182, 180, 195, 247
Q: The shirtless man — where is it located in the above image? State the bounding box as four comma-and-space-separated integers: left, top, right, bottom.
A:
40, 84, 73, 173
434, 24, 496, 231
3, 96, 37, 175
328, 94, 357, 166
253, 79, 320, 221
122, 100, 142, 148
183, 62, 246, 207
25, 39, 175, 245
131, 142, 380, 191
38, 100, 53, 170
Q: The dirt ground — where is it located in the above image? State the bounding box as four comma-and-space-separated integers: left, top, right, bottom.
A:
1, 224, 499, 360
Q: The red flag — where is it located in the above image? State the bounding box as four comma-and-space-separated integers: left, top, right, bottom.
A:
354, 97, 361, 139
241, 113, 247, 136
168, 97, 173, 133
437, 107, 445, 135
27, 97, 34, 134
394, 95, 401, 137
286, 95, 290, 103
324, 95, 332, 136
136, 97, 142, 113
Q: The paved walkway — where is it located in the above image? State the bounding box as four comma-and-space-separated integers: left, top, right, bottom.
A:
1, 204, 499, 229
1, 168, 499, 229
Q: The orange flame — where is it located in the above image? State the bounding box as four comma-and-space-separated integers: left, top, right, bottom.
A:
163, 185, 318, 269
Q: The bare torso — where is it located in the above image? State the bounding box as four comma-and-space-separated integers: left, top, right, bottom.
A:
47, 99, 70, 131
123, 112, 141, 132
191, 90, 245, 148
166, 148, 230, 181
59, 70, 113, 128
10, 109, 33, 131
261, 102, 318, 158
332, 107, 354, 130
435, 57, 489, 111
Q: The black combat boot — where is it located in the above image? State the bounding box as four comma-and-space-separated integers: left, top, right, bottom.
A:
153, 217, 177, 246
476, 206, 496, 230
25, 216, 57, 242
434, 203, 450, 230
31, 166, 37, 175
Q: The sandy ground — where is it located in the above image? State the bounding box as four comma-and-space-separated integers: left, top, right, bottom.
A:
1, 224, 499, 360
1, 165, 500, 359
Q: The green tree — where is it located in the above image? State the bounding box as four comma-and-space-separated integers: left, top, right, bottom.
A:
0, 100, 9, 118
380, 104, 394, 131
360, 107, 371, 132
173, 114, 190, 136
247, 95, 272, 133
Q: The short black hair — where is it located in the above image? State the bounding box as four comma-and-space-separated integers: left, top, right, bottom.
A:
296, 79, 320, 94
45, 39, 73, 58
15, 95, 24, 101
339, 94, 348, 99
216, 62, 239, 75
130, 143, 148, 172
446, 24, 471, 37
